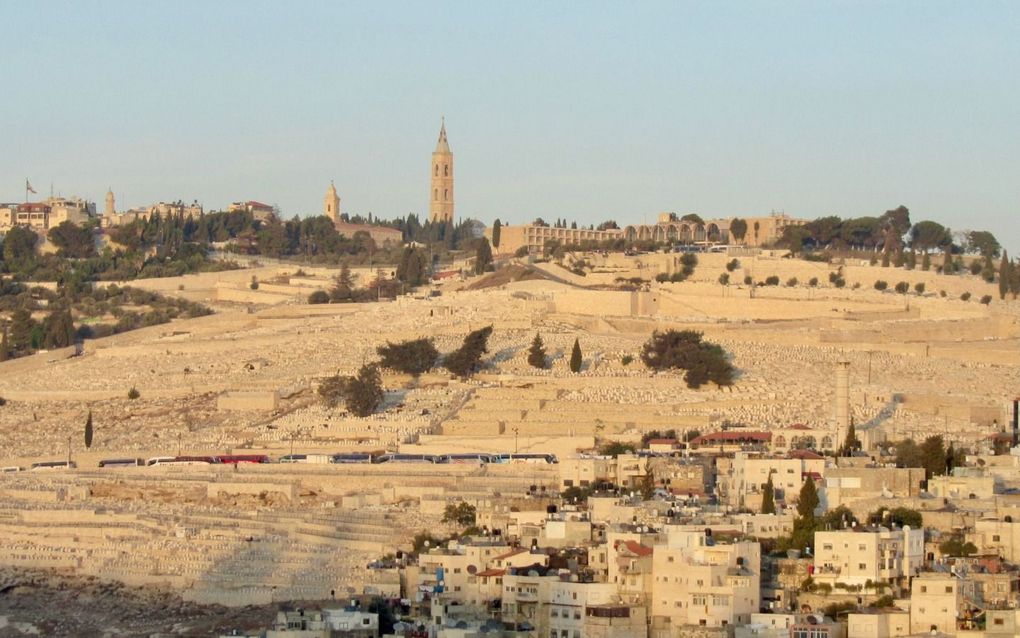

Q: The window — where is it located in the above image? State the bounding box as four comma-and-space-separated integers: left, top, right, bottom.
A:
945, 586, 953, 593
444, 164, 449, 176
435, 165, 439, 176
434, 189, 438, 201
993, 535, 1001, 542
921, 586, 927, 593
444, 189, 449, 201
859, 563, 866, 570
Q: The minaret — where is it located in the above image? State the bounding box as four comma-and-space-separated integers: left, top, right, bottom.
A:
105, 188, 115, 216
324, 181, 341, 223
429, 118, 454, 223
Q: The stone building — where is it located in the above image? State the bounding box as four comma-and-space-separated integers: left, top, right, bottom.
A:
813, 525, 924, 590
429, 118, 454, 223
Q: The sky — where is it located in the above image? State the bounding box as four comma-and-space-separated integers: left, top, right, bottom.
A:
2, 1, 1018, 252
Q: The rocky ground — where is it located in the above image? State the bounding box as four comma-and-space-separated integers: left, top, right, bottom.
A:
0, 568, 276, 637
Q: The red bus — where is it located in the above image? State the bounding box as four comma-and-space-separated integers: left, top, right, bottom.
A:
216, 454, 271, 464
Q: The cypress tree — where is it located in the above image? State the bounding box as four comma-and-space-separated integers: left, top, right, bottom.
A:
491, 219, 501, 248
761, 472, 776, 514
84, 411, 93, 449
527, 333, 547, 369
569, 338, 582, 373
0, 327, 8, 362
841, 422, 859, 456
999, 251, 1010, 300
474, 238, 493, 275
796, 476, 819, 520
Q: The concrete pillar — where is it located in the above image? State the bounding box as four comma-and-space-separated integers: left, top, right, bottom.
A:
835, 360, 851, 444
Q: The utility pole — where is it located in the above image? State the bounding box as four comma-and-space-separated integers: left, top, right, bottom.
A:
67, 436, 71, 466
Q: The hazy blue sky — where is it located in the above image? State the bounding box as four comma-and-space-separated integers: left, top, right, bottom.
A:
2, 2, 1018, 251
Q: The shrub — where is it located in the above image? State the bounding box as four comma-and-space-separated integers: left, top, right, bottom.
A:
786, 277, 798, 287
127, 387, 140, 400
832, 277, 846, 288
725, 258, 739, 272
961, 292, 971, 301
914, 282, 926, 295
894, 281, 910, 294
939, 290, 947, 298
718, 273, 729, 285
980, 295, 992, 305
308, 290, 330, 304
621, 355, 634, 366
743, 275, 753, 286
764, 275, 780, 286
808, 277, 818, 287
640, 329, 735, 389
600, 441, 636, 457
874, 280, 888, 291
249, 276, 259, 290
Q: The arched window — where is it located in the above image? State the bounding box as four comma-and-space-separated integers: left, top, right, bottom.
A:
434, 165, 439, 176
434, 189, 438, 201
444, 164, 449, 177
444, 189, 449, 201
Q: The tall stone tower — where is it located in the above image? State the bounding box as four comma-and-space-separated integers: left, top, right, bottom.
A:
324, 181, 341, 223
104, 188, 115, 216
429, 119, 454, 224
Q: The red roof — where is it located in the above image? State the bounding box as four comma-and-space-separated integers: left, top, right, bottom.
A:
691, 431, 771, 445
788, 424, 813, 430
788, 450, 824, 460
246, 200, 273, 210
475, 568, 506, 577
621, 540, 653, 557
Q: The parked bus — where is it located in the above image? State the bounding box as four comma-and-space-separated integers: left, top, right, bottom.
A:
329, 453, 374, 464
216, 454, 271, 464
1, 466, 23, 473
442, 453, 494, 464
278, 454, 332, 464
148, 456, 218, 466
375, 454, 442, 464
492, 453, 558, 465
98, 458, 144, 468
30, 460, 77, 470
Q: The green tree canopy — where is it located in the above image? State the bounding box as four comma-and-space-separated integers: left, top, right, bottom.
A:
909, 220, 953, 252
444, 325, 493, 377
761, 472, 776, 514
48, 221, 96, 259
639, 330, 735, 389
569, 338, 582, 373
376, 338, 439, 376
474, 238, 493, 275
527, 333, 547, 369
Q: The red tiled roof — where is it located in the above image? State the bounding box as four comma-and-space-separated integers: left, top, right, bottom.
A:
788, 424, 812, 430
691, 431, 771, 445
246, 201, 273, 209
475, 568, 506, 577
788, 450, 824, 460
622, 540, 653, 557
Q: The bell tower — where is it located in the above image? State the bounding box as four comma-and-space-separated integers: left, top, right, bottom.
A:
429, 118, 454, 223
105, 188, 115, 216
324, 181, 341, 223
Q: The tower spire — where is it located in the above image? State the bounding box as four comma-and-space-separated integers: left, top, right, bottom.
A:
429, 118, 454, 223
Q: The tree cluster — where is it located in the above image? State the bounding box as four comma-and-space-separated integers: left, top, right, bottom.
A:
318, 364, 385, 417
639, 330, 735, 389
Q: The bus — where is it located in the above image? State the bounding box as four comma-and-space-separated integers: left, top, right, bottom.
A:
30, 460, 77, 471
375, 454, 442, 464
1, 466, 23, 473
98, 458, 144, 468
216, 454, 271, 464
148, 456, 218, 466
442, 453, 495, 464
330, 453, 374, 464
492, 453, 558, 465
278, 454, 332, 464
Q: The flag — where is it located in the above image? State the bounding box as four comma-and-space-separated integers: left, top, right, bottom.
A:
25, 179, 36, 194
